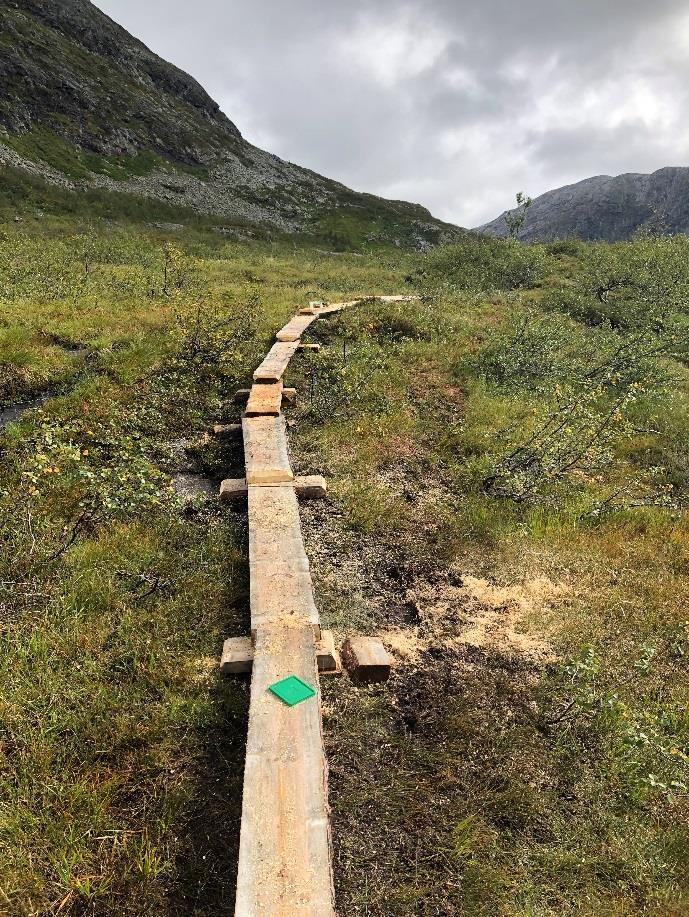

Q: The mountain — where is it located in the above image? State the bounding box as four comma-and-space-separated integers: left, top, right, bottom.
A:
0, 0, 461, 247
477, 168, 689, 242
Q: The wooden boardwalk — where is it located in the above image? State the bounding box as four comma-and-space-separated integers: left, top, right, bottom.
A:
230, 295, 417, 916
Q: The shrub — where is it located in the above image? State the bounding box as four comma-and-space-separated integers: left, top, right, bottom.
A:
417, 235, 546, 295
547, 235, 689, 330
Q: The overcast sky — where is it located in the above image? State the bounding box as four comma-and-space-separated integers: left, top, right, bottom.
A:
95, 0, 689, 227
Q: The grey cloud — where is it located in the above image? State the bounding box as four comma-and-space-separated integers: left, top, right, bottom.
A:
94, 0, 689, 225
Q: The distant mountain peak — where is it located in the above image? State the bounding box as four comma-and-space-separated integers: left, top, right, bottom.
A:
477, 167, 689, 242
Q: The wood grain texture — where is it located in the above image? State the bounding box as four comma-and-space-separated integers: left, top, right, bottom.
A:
245, 381, 284, 417
253, 341, 300, 382
242, 415, 294, 485
276, 313, 320, 342
235, 625, 334, 916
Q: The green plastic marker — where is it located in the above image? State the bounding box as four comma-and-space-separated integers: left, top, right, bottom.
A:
269, 675, 316, 707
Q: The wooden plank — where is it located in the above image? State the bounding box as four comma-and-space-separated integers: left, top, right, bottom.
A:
242, 416, 294, 485
245, 381, 283, 417
235, 624, 335, 917
276, 313, 320, 343
219, 478, 248, 502
247, 484, 320, 634
247, 483, 308, 568
253, 341, 300, 383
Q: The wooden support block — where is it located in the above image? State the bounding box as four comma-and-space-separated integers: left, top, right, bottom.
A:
341, 636, 392, 684
276, 313, 320, 343
253, 341, 300, 383
219, 478, 248, 502
220, 476, 326, 502
220, 631, 340, 676
245, 381, 283, 417
242, 415, 294, 485
235, 624, 335, 915
295, 475, 327, 500
213, 423, 242, 436
298, 343, 321, 352
234, 389, 251, 404
220, 636, 253, 674
316, 630, 340, 674
282, 387, 297, 404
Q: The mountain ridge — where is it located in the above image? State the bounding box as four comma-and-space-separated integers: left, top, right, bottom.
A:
477, 167, 689, 242
0, 0, 461, 246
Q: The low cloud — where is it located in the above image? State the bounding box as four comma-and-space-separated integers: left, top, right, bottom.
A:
96, 0, 689, 226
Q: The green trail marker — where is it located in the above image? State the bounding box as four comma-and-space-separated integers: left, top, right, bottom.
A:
269, 675, 316, 707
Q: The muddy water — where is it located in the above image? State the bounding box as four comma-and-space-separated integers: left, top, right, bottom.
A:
0, 393, 51, 429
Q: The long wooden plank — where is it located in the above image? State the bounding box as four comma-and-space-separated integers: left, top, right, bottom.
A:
245, 381, 283, 417
235, 624, 334, 916
253, 341, 300, 383
242, 416, 294, 485
276, 313, 320, 342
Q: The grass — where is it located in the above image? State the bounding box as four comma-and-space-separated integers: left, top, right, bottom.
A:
0, 215, 687, 915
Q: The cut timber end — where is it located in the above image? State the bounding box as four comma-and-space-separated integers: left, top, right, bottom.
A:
316, 630, 340, 674
235, 625, 335, 916
342, 636, 392, 684
245, 381, 283, 417
298, 343, 321, 352
219, 478, 248, 502
276, 313, 320, 343
282, 387, 297, 404
242, 415, 294, 485
213, 423, 242, 437
234, 389, 251, 404
220, 476, 326, 502
295, 475, 327, 500
220, 636, 253, 674
253, 341, 300, 383
220, 631, 340, 676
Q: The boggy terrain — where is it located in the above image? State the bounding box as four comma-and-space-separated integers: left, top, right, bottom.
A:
0, 213, 687, 916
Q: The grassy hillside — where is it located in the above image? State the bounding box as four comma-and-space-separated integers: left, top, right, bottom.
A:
0, 215, 687, 915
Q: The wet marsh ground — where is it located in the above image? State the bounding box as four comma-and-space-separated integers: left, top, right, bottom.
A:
0, 219, 687, 914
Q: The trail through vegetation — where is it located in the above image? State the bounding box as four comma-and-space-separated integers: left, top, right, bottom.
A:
0, 214, 687, 915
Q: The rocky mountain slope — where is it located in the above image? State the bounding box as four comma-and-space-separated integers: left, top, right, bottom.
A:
478, 167, 689, 242
0, 0, 460, 246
